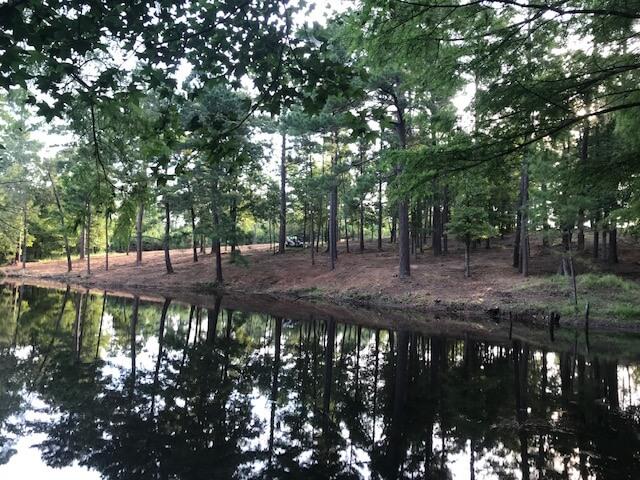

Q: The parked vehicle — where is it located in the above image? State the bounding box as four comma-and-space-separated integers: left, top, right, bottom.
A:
285, 236, 303, 247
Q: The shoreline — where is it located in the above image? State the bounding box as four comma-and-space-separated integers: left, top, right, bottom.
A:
4, 273, 640, 363
2, 237, 640, 334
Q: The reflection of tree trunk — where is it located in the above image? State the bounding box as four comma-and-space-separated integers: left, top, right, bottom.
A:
513, 342, 530, 480
605, 361, 619, 409
73, 292, 83, 360
130, 296, 140, 400
37, 286, 70, 378
372, 330, 379, 445
95, 292, 107, 360
355, 326, 361, 397
322, 318, 336, 435
206, 297, 221, 344
269, 317, 283, 463
151, 298, 171, 416
176, 306, 195, 388
389, 330, 409, 475
12, 285, 24, 350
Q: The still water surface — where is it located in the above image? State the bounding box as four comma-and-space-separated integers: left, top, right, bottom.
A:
0, 283, 639, 479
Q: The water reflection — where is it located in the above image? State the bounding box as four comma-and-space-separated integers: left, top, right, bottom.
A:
0, 283, 639, 479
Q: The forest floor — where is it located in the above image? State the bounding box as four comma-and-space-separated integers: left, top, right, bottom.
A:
3, 233, 640, 330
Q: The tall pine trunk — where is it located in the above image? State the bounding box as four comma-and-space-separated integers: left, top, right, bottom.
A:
377, 172, 383, 251
79, 224, 85, 260
21, 204, 27, 269
190, 206, 198, 262
464, 235, 471, 278
329, 134, 339, 269
278, 131, 287, 254
86, 201, 91, 275
163, 201, 174, 274
395, 110, 410, 278
48, 171, 72, 272
105, 212, 109, 271
608, 225, 618, 264
519, 157, 530, 277
135, 203, 144, 266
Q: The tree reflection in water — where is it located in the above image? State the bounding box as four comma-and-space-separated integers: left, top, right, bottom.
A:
0, 283, 639, 479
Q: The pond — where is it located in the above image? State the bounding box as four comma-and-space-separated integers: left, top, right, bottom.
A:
0, 282, 639, 479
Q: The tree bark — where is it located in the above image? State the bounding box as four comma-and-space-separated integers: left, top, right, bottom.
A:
329, 134, 339, 269
442, 186, 449, 254
212, 209, 223, 284
464, 236, 471, 278
21, 205, 27, 269
48, 171, 72, 272
278, 131, 287, 254
105, 211, 109, 271
190, 206, 198, 262
163, 201, 174, 274
86, 202, 91, 274
592, 216, 599, 260
377, 171, 383, 251
608, 225, 618, 264
513, 179, 522, 268
136, 202, 144, 266
229, 195, 238, 257
389, 89, 411, 277
519, 157, 530, 277
344, 216, 350, 253
79, 224, 85, 260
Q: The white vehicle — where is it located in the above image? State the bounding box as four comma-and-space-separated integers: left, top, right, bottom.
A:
285, 236, 303, 247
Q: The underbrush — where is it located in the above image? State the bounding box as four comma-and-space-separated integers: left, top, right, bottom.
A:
517, 273, 640, 322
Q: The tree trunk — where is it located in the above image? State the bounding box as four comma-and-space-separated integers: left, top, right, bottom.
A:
432, 200, 442, 256
442, 186, 449, 254
398, 198, 410, 278
377, 172, 383, 251
212, 211, 223, 285
519, 157, 529, 277
48, 171, 72, 272
21, 205, 27, 269
513, 180, 522, 268
329, 135, 339, 269
359, 196, 365, 253
278, 131, 287, 254
344, 216, 350, 253
136, 202, 144, 266
105, 211, 109, 271
608, 225, 618, 264
464, 236, 471, 278
302, 203, 308, 245
390, 212, 397, 243
592, 216, 599, 260
189, 206, 198, 262
79, 224, 85, 260
229, 195, 238, 257
86, 202, 91, 275
163, 201, 174, 274
310, 208, 315, 266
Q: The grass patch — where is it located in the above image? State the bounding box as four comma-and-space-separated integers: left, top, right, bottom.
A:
517, 273, 640, 323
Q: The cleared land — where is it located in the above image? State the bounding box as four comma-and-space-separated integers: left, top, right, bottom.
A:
3, 234, 640, 328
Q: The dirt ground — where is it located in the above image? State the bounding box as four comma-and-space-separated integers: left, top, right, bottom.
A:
3, 235, 640, 319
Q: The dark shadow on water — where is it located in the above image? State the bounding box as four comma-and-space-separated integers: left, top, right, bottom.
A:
0, 282, 639, 479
